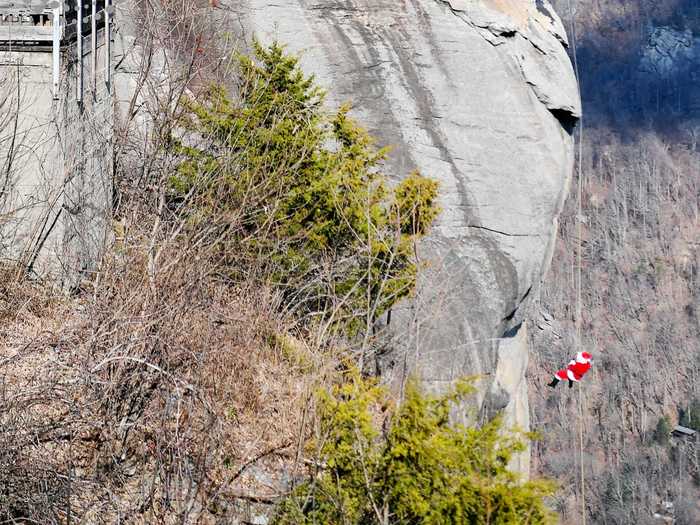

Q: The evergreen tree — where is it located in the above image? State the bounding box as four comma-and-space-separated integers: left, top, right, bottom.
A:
653, 416, 671, 445
679, 398, 700, 430
275, 374, 556, 524
169, 42, 439, 334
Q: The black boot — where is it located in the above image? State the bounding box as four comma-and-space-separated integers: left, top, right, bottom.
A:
568, 380, 574, 389
547, 378, 560, 388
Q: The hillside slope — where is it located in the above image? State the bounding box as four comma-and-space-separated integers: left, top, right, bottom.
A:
531, 1, 700, 523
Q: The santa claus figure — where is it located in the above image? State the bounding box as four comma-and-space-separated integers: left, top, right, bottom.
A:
548, 351, 593, 388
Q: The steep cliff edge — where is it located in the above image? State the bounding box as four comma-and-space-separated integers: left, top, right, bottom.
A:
237, 0, 580, 465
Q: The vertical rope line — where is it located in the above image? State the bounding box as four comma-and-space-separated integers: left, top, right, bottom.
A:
566, 0, 586, 523
577, 364, 585, 524
575, 48, 586, 525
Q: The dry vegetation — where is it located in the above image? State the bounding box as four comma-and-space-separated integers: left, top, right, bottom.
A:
0, 216, 338, 521
0, 3, 335, 522
530, 129, 700, 524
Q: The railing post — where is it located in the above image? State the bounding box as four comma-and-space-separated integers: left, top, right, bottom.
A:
77, 0, 83, 104
91, 0, 96, 94
105, 0, 111, 87
52, 5, 61, 100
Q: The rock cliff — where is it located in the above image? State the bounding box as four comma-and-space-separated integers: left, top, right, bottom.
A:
236, 0, 580, 470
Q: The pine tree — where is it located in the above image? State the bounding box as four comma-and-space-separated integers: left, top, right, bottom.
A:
169, 42, 440, 335
275, 374, 556, 524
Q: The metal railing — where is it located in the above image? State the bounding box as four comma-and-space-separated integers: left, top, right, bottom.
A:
1, 1, 58, 45
1, 0, 113, 100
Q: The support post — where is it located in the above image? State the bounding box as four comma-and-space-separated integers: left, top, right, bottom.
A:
52, 6, 60, 100
105, 0, 111, 87
77, 0, 83, 104
91, 0, 96, 94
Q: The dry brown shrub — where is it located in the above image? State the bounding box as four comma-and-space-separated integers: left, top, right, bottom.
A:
0, 224, 336, 522
0, 264, 63, 323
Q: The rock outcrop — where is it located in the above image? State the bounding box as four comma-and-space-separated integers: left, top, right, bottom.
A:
639, 25, 700, 114
640, 26, 699, 78
236, 0, 580, 472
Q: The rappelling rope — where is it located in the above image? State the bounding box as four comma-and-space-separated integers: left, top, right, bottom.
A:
565, 0, 586, 523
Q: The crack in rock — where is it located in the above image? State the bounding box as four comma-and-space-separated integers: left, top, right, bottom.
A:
467, 224, 539, 238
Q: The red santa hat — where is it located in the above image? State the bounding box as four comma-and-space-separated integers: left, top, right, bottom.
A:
575, 351, 592, 364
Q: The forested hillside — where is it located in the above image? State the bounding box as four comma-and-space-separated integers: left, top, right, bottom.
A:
530, 1, 700, 523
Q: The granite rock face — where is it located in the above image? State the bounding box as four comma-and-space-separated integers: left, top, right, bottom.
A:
640, 26, 700, 78
237, 0, 580, 467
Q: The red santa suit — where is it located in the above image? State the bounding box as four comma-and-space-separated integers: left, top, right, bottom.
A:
555, 351, 592, 383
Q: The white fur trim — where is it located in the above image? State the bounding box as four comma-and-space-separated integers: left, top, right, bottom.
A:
575, 352, 590, 364
567, 370, 579, 381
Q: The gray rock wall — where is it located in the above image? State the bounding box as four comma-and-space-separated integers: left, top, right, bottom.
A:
236, 0, 580, 461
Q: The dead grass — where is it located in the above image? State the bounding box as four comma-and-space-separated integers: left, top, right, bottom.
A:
0, 229, 338, 522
